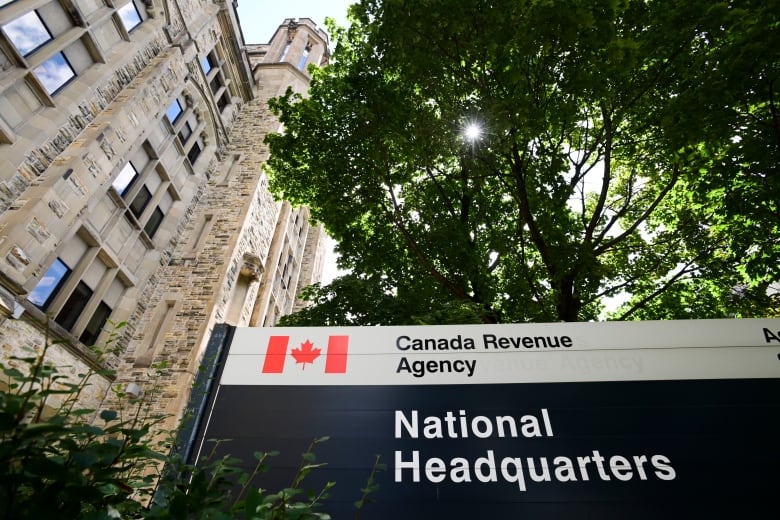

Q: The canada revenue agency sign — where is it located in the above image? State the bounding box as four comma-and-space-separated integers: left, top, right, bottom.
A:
194, 319, 780, 519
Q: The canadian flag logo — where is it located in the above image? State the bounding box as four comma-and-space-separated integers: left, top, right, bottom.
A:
262, 336, 349, 373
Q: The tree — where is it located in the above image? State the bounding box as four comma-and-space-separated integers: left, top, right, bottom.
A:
267, 0, 780, 324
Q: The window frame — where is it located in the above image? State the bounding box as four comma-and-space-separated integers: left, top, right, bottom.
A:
177, 121, 192, 144
33, 51, 76, 95
28, 257, 71, 310
217, 92, 230, 112
186, 140, 202, 165
297, 47, 310, 71
200, 54, 215, 75
55, 280, 93, 331
209, 73, 223, 94
165, 99, 183, 125
117, 1, 143, 33
26, 231, 129, 346
79, 300, 112, 346
129, 184, 152, 218
143, 206, 164, 238
2, 9, 52, 57
112, 161, 140, 196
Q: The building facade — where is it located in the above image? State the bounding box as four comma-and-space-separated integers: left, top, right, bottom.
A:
0, 0, 328, 427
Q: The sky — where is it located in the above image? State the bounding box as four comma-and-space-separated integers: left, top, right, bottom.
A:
236, 0, 355, 45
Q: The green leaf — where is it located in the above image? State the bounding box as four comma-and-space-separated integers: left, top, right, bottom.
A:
99, 409, 118, 422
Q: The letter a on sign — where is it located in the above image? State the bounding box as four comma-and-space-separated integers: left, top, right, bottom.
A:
262, 336, 349, 373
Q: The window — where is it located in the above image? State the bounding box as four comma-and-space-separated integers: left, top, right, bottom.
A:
117, 1, 142, 32
129, 185, 151, 217
112, 161, 139, 195
111, 146, 175, 242
164, 93, 207, 168
143, 206, 164, 238
209, 74, 223, 94
200, 54, 215, 75
33, 51, 76, 94
280, 42, 291, 61
79, 301, 111, 345
297, 47, 310, 71
178, 121, 192, 143
28, 233, 126, 345
280, 254, 293, 288
55, 281, 92, 330
187, 141, 201, 164
28, 258, 70, 309
200, 48, 231, 113
165, 99, 183, 125
217, 92, 230, 112
2, 10, 51, 56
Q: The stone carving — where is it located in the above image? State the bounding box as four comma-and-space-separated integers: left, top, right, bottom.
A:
48, 198, 68, 218
240, 253, 264, 282
82, 153, 101, 178
6, 245, 31, 271
27, 218, 51, 244
67, 173, 88, 197
97, 133, 116, 159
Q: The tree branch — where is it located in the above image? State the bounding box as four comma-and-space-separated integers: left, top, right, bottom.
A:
510, 143, 555, 274
595, 163, 680, 255
584, 105, 612, 242
616, 261, 700, 320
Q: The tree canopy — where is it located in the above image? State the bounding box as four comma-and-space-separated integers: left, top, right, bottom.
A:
267, 0, 780, 325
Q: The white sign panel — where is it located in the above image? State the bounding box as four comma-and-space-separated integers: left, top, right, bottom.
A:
221, 318, 780, 385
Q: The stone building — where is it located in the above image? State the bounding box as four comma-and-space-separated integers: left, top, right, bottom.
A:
0, 0, 328, 428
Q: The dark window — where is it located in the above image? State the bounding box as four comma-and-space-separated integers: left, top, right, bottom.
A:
281, 254, 293, 288
79, 301, 111, 345
187, 142, 201, 164
130, 185, 152, 217
144, 206, 164, 238
217, 92, 230, 112
209, 74, 223, 94
55, 281, 92, 330
178, 121, 192, 143
28, 258, 71, 309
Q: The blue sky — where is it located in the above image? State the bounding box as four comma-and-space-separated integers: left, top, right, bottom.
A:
236, 0, 355, 44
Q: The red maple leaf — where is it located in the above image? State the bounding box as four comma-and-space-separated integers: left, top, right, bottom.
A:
291, 340, 321, 369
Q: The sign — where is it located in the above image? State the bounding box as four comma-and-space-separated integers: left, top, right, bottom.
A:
193, 319, 780, 518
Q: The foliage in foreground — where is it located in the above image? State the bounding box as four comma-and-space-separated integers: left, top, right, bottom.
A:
0, 327, 379, 519
269, 0, 780, 324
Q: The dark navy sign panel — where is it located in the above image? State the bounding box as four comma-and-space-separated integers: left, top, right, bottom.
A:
200, 379, 780, 519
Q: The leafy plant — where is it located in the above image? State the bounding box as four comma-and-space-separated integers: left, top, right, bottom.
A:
151, 437, 338, 520
0, 323, 166, 518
